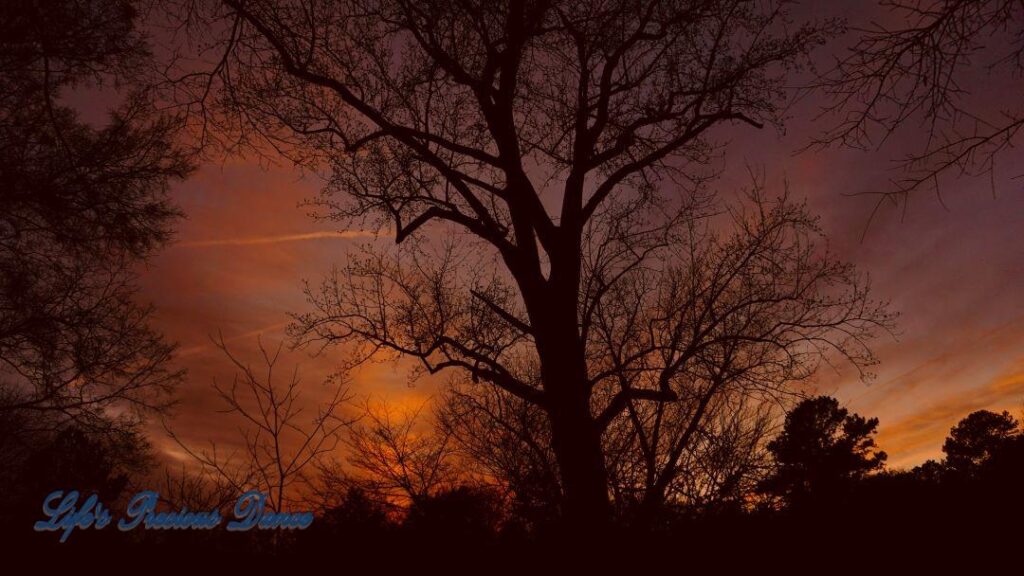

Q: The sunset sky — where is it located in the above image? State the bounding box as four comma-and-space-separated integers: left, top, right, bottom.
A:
142, 136, 1024, 472
135, 3, 1024, 472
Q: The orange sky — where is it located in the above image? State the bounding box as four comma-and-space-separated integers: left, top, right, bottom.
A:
134, 3, 1024, 473
141, 135, 1024, 472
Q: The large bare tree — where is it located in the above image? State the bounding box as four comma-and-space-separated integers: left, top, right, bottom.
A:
164, 0, 890, 527
435, 189, 893, 526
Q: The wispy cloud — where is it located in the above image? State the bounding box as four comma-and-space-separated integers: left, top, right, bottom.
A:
176, 230, 377, 248
877, 356, 1024, 468
175, 321, 293, 358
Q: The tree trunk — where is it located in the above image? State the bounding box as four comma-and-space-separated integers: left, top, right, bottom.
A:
510, 224, 611, 530
531, 284, 611, 530
545, 375, 612, 530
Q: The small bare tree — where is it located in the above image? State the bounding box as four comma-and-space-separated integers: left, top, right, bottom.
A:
160, 464, 240, 513
342, 399, 459, 509
437, 380, 563, 526
168, 334, 353, 511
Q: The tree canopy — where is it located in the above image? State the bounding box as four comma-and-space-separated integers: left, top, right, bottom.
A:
0, 0, 192, 436
759, 396, 887, 509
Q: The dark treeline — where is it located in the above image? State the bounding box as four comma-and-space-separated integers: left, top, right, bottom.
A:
5, 396, 1024, 567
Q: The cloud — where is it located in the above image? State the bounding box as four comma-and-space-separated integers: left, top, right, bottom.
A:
175, 230, 377, 248
875, 355, 1024, 468
174, 321, 293, 359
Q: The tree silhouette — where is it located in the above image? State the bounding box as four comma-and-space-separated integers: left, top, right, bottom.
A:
159, 464, 241, 513
316, 486, 394, 536
162, 0, 894, 527
168, 335, 353, 512
844, 407, 1024, 538
593, 191, 886, 522
342, 399, 460, 509
431, 190, 892, 526
0, 0, 192, 436
437, 379, 562, 531
22, 426, 148, 502
403, 485, 504, 538
942, 409, 1019, 476
759, 396, 887, 510
611, 393, 775, 520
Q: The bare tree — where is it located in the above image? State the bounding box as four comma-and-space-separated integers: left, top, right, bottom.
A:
169, 335, 353, 511
817, 0, 1024, 201
342, 399, 459, 509
161, 0, 865, 526
437, 380, 562, 527
0, 0, 192, 435
605, 387, 777, 520
433, 188, 893, 524
589, 187, 893, 519
669, 397, 776, 513
160, 464, 241, 513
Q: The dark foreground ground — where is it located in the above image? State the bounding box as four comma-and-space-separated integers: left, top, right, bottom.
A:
8, 503, 1021, 573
